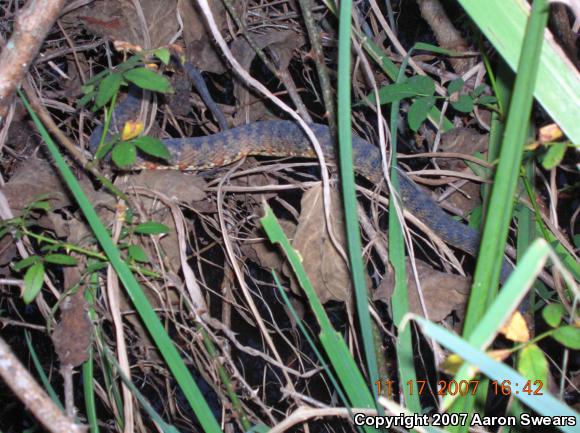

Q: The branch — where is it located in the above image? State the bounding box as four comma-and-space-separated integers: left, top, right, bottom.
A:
0, 0, 67, 123
0, 337, 87, 433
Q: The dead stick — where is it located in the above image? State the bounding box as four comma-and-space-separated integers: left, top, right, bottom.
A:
0, 0, 67, 123
0, 337, 87, 433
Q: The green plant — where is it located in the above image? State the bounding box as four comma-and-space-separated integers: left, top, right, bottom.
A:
80, 50, 173, 167
2, 195, 170, 303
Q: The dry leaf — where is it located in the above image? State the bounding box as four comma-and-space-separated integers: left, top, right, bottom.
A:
0, 158, 70, 213
500, 311, 531, 343
63, 0, 179, 49
375, 258, 471, 323
283, 185, 353, 304
52, 287, 92, 367
113, 40, 143, 53
487, 348, 513, 362
437, 128, 488, 215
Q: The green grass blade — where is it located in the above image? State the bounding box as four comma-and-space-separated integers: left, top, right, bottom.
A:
412, 314, 580, 433
83, 270, 100, 433
463, 0, 550, 337
24, 331, 63, 411
457, 0, 580, 142
387, 50, 421, 415
260, 205, 376, 418
336, 0, 380, 398
453, 3, 550, 421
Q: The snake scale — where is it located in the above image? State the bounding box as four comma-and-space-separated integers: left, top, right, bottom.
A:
91, 89, 507, 280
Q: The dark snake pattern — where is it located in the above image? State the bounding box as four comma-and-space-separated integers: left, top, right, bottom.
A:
91, 91, 510, 281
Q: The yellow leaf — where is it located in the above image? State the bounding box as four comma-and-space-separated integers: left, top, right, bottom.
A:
500, 311, 531, 343
441, 354, 465, 375
539, 123, 564, 143
121, 120, 144, 141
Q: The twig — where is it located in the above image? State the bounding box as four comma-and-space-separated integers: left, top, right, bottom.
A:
0, 337, 87, 433
416, 0, 474, 75
297, 0, 336, 132
0, 0, 67, 123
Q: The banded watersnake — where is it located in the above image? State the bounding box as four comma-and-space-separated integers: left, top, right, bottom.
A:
90, 91, 508, 280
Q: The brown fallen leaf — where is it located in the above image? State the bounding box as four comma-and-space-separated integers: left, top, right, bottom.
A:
62, 0, 179, 49
487, 348, 514, 362
437, 128, 488, 215
375, 258, 471, 323
52, 269, 92, 367
283, 185, 354, 304
121, 170, 206, 204
0, 158, 70, 214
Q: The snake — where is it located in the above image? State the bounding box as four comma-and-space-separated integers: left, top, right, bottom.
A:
90, 87, 510, 281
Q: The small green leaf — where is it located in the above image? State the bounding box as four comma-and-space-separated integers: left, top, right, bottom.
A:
407, 75, 435, 96
128, 244, 150, 263
123, 67, 172, 93
81, 83, 95, 94
86, 261, 108, 273
408, 96, 436, 131
377, 82, 417, 104
26, 200, 51, 211
124, 207, 135, 224
40, 244, 60, 253
119, 227, 131, 240
542, 303, 565, 328
133, 136, 171, 161
84, 69, 110, 86
414, 42, 463, 56
77, 91, 96, 108
447, 78, 464, 95
517, 344, 548, 387
112, 141, 137, 167
44, 254, 78, 266
13, 255, 41, 271
94, 138, 117, 160
552, 325, 580, 350
115, 55, 142, 74
153, 48, 171, 65
451, 94, 474, 113
134, 221, 171, 235
23, 262, 45, 304
96, 73, 122, 108
473, 84, 487, 98
477, 95, 497, 105
541, 142, 567, 170
468, 205, 483, 230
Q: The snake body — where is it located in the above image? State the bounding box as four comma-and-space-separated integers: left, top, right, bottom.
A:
91, 91, 508, 279
158, 121, 482, 258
